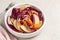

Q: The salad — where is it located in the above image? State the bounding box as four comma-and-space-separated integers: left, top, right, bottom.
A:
7, 4, 44, 33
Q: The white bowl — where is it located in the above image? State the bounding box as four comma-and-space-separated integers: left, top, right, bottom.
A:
4, 3, 46, 38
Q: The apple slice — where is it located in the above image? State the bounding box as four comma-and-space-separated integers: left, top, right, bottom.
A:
10, 18, 14, 24
20, 4, 30, 12
17, 20, 21, 30
7, 16, 12, 24
13, 19, 24, 32
20, 25, 31, 32
33, 14, 40, 24
29, 10, 38, 16
17, 20, 24, 32
17, 21, 24, 32
33, 14, 40, 29
13, 20, 18, 30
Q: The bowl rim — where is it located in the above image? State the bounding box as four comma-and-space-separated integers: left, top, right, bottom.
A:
4, 3, 46, 35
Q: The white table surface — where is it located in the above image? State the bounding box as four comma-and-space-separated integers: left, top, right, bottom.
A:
0, 0, 60, 40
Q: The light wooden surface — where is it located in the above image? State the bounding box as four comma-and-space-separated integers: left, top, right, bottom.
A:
0, 0, 60, 40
